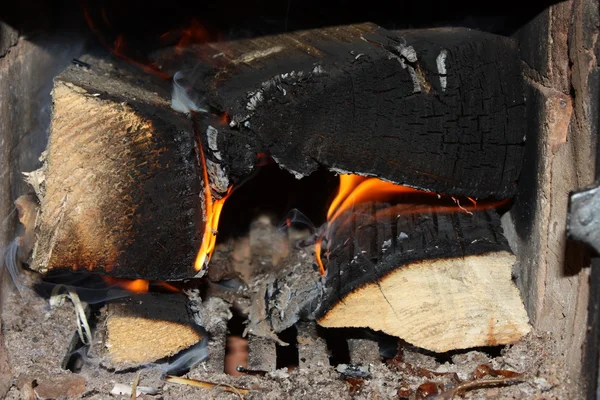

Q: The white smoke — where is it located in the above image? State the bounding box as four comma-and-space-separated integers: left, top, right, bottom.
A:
171, 71, 208, 114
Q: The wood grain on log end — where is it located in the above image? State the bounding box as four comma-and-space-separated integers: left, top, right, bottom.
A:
317, 251, 531, 352
106, 294, 202, 365
31, 56, 204, 280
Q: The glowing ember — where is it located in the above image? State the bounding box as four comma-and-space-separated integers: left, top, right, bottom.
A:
102, 277, 181, 293
175, 19, 210, 51
83, 8, 170, 80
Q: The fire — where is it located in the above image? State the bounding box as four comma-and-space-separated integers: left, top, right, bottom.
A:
113, 35, 170, 80
194, 188, 231, 272
318, 175, 423, 274
256, 152, 273, 167
316, 174, 509, 275
104, 277, 149, 293
83, 10, 215, 81
176, 19, 210, 50
83, 7, 231, 274
102, 277, 180, 293
327, 176, 424, 222
83, 8, 170, 80
193, 124, 233, 272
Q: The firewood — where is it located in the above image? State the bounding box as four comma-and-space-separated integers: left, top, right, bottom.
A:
103, 293, 202, 366
29, 55, 204, 280
154, 23, 526, 198
315, 206, 531, 352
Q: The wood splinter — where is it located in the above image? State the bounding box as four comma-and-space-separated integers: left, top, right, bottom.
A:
165, 375, 251, 395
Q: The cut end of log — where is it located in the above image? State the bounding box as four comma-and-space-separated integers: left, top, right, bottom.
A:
30, 55, 204, 280
317, 251, 531, 353
105, 294, 202, 365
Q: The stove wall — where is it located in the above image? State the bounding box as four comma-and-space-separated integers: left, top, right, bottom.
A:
504, 0, 599, 395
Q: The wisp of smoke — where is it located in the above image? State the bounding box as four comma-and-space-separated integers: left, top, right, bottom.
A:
279, 208, 317, 234
34, 270, 146, 305
171, 71, 208, 114
1, 238, 26, 296
155, 337, 209, 377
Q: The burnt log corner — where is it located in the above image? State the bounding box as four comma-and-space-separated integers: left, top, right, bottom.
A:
30, 55, 205, 280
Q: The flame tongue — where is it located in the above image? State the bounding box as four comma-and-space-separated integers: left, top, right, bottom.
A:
327, 175, 425, 223
317, 174, 509, 275
193, 121, 232, 273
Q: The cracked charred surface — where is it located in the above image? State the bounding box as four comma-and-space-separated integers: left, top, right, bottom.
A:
316, 204, 531, 352
154, 23, 527, 199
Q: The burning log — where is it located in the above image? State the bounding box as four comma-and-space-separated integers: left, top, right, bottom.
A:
315, 203, 531, 352
28, 55, 207, 280
154, 23, 527, 198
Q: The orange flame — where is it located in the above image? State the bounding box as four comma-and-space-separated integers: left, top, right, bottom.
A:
113, 35, 170, 80
109, 278, 149, 293
83, 8, 170, 80
316, 174, 510, 275
327, 176, 424, 222
256, 152, 273, 167
176, 19, 210, 50
193, 128, 233, 272
102, 277, 181, 293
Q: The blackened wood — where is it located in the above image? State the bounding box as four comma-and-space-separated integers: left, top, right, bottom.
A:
31, 55, 203, 280
155, 23, 526, 198
319, 206, 512, 311
315, 204, 530, 352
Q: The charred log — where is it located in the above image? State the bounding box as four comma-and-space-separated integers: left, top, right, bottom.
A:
29, 55, 204, 280
315, 205, 531, 352
155, 23, 527, 199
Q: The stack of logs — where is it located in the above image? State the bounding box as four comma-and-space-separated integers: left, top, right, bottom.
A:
18, 22, 531, 364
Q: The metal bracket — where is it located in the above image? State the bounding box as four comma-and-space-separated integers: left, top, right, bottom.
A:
568, 184, 600, 254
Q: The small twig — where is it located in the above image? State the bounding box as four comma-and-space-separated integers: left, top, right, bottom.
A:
433, 376, 526, 399
131, 372, 140, 400
165, 375, 250, 397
